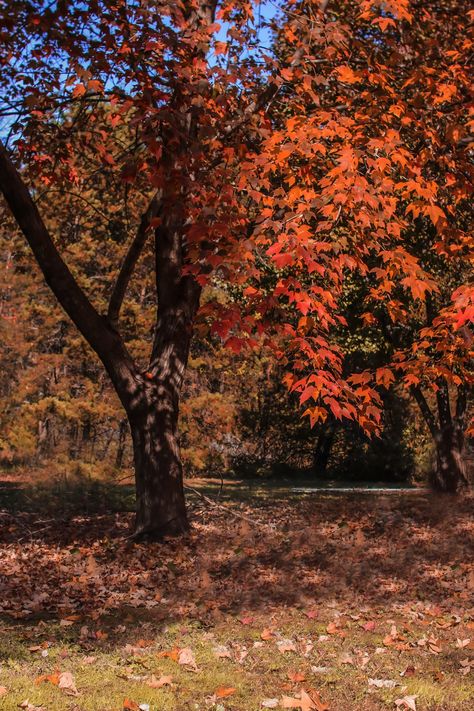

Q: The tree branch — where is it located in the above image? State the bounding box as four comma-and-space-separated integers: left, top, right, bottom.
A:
410, 385, 439, 439
0, 140, 112, 360
107, 191, 161, 326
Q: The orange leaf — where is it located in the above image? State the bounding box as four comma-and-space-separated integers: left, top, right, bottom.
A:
215, 686, 236, 698
123, 700, 139, 710
158, 647, 180, 662
72, 83, 86, 98
35, 673, 59, 686
335, 65, 359, 84
288, 671, 306, 682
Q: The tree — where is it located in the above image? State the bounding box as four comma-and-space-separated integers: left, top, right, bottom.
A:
266, 0, 473, 491
0, 1, 373, 538
1, 1, 471, 540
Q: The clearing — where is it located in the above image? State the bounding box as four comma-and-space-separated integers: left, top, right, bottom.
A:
0, 480, 473, 710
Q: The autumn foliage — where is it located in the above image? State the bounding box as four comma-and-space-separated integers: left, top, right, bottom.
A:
0, 1, 473, 535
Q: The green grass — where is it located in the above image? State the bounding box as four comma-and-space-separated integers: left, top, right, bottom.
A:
1, 611, 473, 710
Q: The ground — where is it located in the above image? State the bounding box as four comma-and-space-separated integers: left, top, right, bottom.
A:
0, 479, 473, 710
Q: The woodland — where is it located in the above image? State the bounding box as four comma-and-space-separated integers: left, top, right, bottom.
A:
0, 1, 473, 710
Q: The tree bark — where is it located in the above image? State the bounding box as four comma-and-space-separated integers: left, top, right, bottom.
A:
312, 419, 336, 476
127, 383, 188, 538
432, 429, 467, 493
412, 383, 468, 493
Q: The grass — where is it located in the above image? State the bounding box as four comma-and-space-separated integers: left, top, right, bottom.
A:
0, 476, 473, 709
1, 612, 473, 710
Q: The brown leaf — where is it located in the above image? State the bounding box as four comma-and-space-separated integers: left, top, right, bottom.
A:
147, 674, 173, 688
178, 647, 197, 670
135, 638, 154, 648
395, 696, 417, 711
82, 655, 97, 665
0, 686, 8, 697
213, 645, 232, 659
58, 671, 78, 696
288, 671, 306, 682
277, 639, 297, 653
280, 689, 329, 711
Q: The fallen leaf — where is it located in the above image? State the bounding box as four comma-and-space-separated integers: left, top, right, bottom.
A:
147, 674, 173, 688
395, 696, 417, 711
123, 700, 139, 710
35, 672, 59, 686
261, 628, 274, 640
135, 638, 154, 648
368, 678, 398, 689
213, 645, 232, 658
280, 689, 329, 711
261, 699, 279, 708
58, 671, 78, 696
178, 647, 197, 670
277, 639, 297, 653
0, 687, 8, 697
288, 671, 306, 682
339, 653, 354, 665
215, 686, 236, 698
158, 648, 179, 662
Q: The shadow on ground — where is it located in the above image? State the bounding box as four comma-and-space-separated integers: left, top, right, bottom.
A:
1, 477, 473, 629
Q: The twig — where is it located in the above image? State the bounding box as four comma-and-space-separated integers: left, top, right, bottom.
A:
184, 484, 274, 530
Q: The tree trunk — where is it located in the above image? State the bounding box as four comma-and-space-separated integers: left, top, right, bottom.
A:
432, 429, 467, 494
127, 382, 188, 539
411, 383, 469, 494
312, 419, 336, 476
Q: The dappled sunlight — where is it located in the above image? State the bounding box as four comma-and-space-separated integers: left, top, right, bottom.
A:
1, 492, 472, 622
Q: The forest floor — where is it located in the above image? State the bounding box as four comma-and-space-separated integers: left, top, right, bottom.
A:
0, 479, 473, 711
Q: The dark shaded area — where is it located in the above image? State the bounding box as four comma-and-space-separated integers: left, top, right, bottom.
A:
1, 483, 472, 630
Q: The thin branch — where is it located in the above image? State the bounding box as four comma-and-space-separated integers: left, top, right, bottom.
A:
107, 191, 162, 326
184, 484, 274, 530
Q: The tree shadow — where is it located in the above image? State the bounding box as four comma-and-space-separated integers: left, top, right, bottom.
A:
0, 489, 472, 642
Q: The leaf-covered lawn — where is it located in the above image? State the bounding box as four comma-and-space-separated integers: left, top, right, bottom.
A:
0, 488, 473, 710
